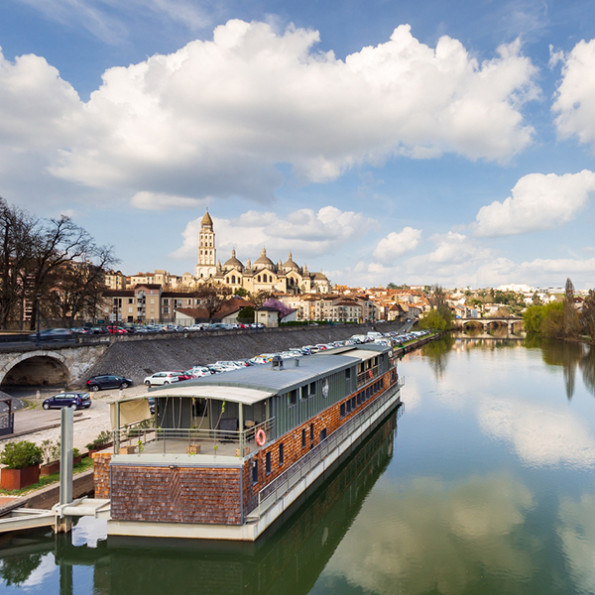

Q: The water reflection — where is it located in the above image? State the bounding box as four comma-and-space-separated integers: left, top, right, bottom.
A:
322, 472, 535, 593
0, 408, 400, 595
540, 341, 595, 400
419, 334, 454, 379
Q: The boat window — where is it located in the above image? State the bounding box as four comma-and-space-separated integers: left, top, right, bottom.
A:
288, 390, 297, 407
302, 428, 306, 448
252, 460, 258, 485
320, 428, 327, 441
340, 403, 345, 418
346, 400, 351, 414
279, 443, 284, 466
265, 452, 271, 475
310, 423, 314, 442
345, 368, 351, 380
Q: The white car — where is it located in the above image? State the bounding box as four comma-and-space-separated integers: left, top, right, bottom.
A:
144, 371, 183, 386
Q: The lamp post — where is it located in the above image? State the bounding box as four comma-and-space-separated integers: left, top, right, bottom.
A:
35, 292, 41, 346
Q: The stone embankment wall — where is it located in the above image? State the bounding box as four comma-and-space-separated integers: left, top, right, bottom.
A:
81, 322, 404, 386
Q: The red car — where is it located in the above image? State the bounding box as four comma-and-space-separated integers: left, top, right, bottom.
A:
107, 326, 128, 334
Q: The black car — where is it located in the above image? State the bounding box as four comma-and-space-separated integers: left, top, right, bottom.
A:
29, 328, 75, 343
43, 392, 91, 410
87, 375, 132, 391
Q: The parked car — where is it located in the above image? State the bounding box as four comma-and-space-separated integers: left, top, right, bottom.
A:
144, 371, 184, 386
29, 328, 75, 343
87, 375, 132, 391
43, 392, 91, 410
106, 326, 128, 334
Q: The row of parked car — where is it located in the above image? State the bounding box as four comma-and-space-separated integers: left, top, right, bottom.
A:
41, 328, 430, 410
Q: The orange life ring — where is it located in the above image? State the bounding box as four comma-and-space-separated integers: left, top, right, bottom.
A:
368, 370, 373, 379
256, 428, 266, 446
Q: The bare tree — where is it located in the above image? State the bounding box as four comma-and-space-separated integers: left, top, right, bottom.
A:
0, 198, 35, 328
196, 283, 231, 321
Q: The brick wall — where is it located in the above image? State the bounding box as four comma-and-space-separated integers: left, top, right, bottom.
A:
92, 452, 112, 499
110, 465, 242, 525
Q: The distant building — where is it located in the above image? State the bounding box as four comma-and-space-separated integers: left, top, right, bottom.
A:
194, 210, 331, 295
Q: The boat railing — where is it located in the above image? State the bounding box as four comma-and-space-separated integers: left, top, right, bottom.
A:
112, 417, 275, 455
250, 379, 400, 518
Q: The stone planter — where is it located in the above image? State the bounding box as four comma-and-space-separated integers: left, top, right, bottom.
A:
1, 465, 40, 490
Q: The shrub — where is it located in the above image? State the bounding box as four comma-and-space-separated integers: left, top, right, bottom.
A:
86, 430, 112, 451
0, 441, 43, 469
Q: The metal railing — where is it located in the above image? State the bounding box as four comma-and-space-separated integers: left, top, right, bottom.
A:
248, 378, 401, 517
112, 417, 275, 455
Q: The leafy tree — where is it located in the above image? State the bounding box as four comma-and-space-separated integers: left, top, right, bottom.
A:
563, 278, 580, 338
581, 290, 595, 341
418, 308, 451, 331
237, 306, 255, 324
523, 305, 545, 334
540, 301, 565, 339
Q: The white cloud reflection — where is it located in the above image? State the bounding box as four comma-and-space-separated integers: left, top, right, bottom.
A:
478, 397, 595, 469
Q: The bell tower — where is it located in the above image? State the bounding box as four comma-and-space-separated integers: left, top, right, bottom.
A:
195, 210, 217, 279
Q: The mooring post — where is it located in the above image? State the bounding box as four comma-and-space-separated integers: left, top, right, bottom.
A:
55, 406, 74, 533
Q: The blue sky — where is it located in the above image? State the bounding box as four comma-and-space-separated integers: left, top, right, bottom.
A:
2, 0, 595, 290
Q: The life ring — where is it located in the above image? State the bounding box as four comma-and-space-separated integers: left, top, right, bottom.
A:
368, 370, 373, 379
256, 429, 266, 446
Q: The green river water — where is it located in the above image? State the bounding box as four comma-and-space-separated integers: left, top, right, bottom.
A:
1, 336, 595, 594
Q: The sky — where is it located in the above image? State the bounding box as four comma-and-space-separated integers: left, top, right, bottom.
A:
2, 1, 595, 290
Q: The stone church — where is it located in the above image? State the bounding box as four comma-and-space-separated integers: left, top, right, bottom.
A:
195, 210, 330, 295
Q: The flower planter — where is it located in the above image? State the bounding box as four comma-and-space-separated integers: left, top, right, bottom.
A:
40, 460, 61, 476
1, 465, 40, 490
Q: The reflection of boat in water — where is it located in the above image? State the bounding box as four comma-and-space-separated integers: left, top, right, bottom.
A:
0, 408, 401, 594
97, 343, 401, 541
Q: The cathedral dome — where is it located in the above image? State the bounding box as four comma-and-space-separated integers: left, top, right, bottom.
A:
223, 249, 244, 271
254, 248, 275, 270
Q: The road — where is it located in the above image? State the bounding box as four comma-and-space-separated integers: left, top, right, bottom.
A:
0, 385, 148, 452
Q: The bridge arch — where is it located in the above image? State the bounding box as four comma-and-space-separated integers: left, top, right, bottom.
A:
0, 351, 70, 388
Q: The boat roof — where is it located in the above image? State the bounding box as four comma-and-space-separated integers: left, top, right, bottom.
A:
119, 345, 388, 406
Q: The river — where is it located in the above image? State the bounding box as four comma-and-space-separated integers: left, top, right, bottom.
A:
1, 337, 595, 594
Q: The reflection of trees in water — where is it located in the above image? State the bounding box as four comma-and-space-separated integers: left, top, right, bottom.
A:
540, 340, 595, 399
421, 334, 455, 379
0, 552, 43, 586
580, 346, 595, 397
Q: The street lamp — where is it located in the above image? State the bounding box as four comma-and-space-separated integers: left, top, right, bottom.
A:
35, 292, 41, 346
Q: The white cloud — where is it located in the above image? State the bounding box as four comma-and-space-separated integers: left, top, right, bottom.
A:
130, 191, 207, 210
373, 227, 421, 263
474, 170, 595, 237
553, 39, 595, 147
170, 206, 374, 263
0, 20, 538, 209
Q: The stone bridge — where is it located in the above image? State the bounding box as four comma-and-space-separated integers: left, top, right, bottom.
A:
454, 316, 524, 334
0, 343, 109, 388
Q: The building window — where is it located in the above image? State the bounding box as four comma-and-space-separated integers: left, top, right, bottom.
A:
302, 429, 306, 449
265, 451, 271, 475
252, 460, 258, 485
279, 443, 284, 466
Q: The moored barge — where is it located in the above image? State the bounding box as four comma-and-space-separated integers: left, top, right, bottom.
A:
95, 343, 401, 541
